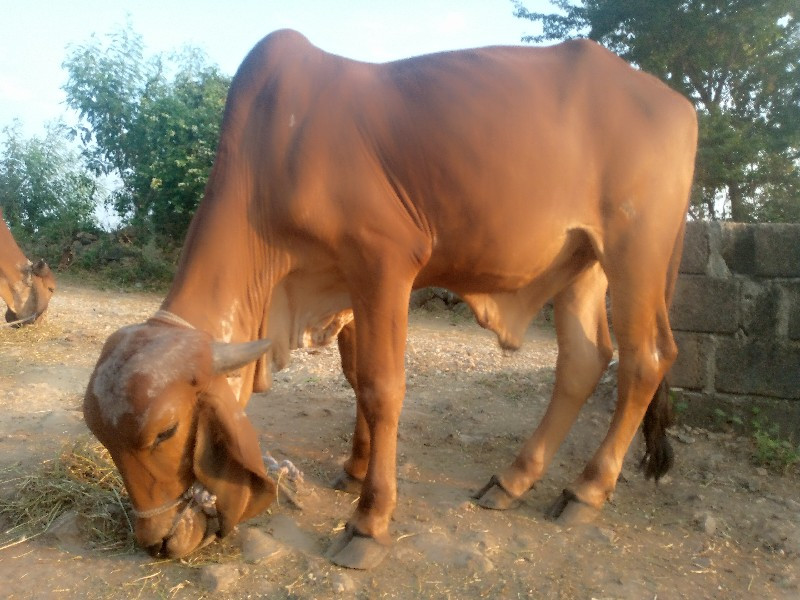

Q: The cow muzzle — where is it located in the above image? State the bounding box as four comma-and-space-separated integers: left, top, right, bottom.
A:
4, 305, 48, 326
3, 308, 38, 327
133, 483, 220, 558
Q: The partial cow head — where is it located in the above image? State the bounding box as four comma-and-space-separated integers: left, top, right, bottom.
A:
83, 322, 277, 558
1, 259, 56, 325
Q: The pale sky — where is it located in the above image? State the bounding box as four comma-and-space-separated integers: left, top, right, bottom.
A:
0, 0, 549, 137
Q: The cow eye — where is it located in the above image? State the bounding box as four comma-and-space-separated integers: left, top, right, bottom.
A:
153, 423, 178, 447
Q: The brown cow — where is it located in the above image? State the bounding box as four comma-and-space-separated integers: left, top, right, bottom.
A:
0, 209, 55, 325
83, 30, 697, 569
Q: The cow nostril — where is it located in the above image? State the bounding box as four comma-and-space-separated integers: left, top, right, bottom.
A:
145, 540, 168, 557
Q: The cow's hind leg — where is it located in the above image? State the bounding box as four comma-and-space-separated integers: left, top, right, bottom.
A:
331, 320, 369, 494
549, 246, 679, 524
476, 262, 613, 509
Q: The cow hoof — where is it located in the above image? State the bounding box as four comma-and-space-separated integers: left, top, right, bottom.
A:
326, 525, 389, 570
545, 489, 600, 526
473, 475, 519, 510
331, 471, 364, 495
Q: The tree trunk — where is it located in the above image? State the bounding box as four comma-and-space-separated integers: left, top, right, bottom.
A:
704, 191, 717, 220
728, 183, 748, 222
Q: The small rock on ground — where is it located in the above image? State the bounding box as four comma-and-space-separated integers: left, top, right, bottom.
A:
693, 512, 717, 536
266, 514, 318, 554
199, 564, 241, 594
330, 572, 356, 594
239, 527, 286, 563
43, 510, 84, 551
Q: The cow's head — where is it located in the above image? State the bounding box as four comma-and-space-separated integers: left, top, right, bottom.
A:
83, 323, 277, 558
2, 259, 56, 325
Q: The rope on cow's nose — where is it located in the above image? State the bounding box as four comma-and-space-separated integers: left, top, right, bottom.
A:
264, 453, 304, 484
130, 482, 219, 543
161, 483, 218, 539
130, 482, 217, 520
130, 496, 184, 519
0, 314, 36, 328
186, 482, 218, 515
264, 452, 304, 509
149, 309, 195, 329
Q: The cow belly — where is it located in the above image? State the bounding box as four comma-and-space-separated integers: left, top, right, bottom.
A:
301, 309, 354, 348
461, 290, 552, 350
423, 226, 601, 349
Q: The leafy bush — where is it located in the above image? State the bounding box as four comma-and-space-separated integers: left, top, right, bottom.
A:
0, 121, 102, 266
72, 234, 176, 290
751, 408, 800, 474
63, 26, 230, 241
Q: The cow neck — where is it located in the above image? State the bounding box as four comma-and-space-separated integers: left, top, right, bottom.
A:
0, 212, 28, 285
158, 176, 278, 344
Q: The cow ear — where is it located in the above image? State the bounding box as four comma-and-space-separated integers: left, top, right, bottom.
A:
193, 378, 277, 536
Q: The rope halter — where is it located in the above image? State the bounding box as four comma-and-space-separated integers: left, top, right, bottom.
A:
0, 313, 37, 328
131, 482, 218, 539
149, 309, 195, 329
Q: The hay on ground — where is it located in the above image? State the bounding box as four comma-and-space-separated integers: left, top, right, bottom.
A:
0, 438, 136, 552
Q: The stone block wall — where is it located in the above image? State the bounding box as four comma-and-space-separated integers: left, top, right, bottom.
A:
668, 221, 800, 430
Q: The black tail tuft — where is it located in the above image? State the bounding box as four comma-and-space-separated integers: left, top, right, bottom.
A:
640, 379, 675, 481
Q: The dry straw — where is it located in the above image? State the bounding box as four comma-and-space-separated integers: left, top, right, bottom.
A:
0, 438, 241, 566
0, 438, 136, 553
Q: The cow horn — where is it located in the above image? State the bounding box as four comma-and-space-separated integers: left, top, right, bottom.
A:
211, 339, 272, 374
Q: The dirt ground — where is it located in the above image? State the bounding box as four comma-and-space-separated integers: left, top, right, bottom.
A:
0, 280, 798, 599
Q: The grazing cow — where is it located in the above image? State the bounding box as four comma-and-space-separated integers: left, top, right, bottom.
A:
83, 30, 697, 568
0, 209, 55, 325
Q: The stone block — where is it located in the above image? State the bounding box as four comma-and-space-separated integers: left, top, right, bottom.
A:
680, 221, 730, 277
754, 223, 800, 278
680, 220, 710, 274
739, 280, 782, 337
674, 390, 800, 438
705, 221, 732, 278
787, 281, 800, 341
720, 222, 756, 276
669, 332, 714, 390
716, 337, 800, 399
670, 276, 739, 333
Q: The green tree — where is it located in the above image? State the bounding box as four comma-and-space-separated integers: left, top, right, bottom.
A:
62, 26, 230, 241
514, 0, 800, 222
0, 121, 100, 241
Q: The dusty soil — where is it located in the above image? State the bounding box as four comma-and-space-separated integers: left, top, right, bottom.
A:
0, 281, 798, 599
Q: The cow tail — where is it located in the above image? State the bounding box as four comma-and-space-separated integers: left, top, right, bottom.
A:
640, 379, 675, 481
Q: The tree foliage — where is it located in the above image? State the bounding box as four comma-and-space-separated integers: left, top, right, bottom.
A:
514, 0, 800, 222
0, 122, 100, 241
62, 26, 230, 241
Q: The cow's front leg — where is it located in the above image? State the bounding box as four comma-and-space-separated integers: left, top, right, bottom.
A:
331, 320, 368, 494
326, 276, 412, 570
